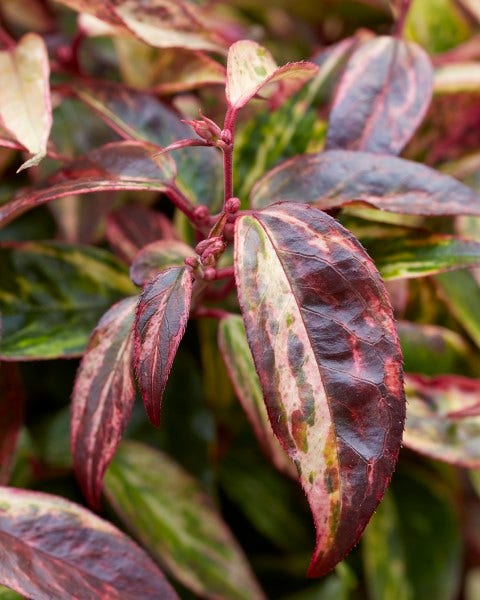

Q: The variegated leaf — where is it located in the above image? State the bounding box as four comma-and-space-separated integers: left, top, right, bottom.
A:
134, 267, 192, 426
251, 150, 480, 216
0, 487, 177, 599
234, 202, 405, 577
326, 36, 433, 155
403, 374, 480, 467
130, 240, 195, 287
0, 364, 24, 485
71, 297, 137, 510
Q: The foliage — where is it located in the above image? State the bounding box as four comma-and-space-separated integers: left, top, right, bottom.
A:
0, 0, 480, 598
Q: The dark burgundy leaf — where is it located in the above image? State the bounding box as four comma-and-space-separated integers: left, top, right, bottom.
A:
326, 36, 433, 154
0, 364, 24, 485
234, 202, 405, 577
0, 487, 177, 599
134, 267, 192, 426
251, 150, 480, 216
71, 297, 137, 510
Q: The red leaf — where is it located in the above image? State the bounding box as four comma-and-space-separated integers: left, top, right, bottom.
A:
234, 202, 405, 577
251, 150, 480, 216
0, 364, 24, 485
134, 267, 192, 426
71, 297, 137, 510
326, 36, 433, 155
0, 486, 177, 599
0, 141, 176, 228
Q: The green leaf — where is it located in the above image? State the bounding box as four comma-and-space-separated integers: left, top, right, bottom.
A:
130, 240, 195, 287
104, 441, 265, 600
0, 241, 136, 359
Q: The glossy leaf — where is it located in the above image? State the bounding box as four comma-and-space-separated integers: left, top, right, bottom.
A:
251, 150, 480, 216
0, 141, 176, 228
0, 242, 136, 360
104, 440, 265, 600
363, 233, 480, 279
403, 374, 480, 467
226, 40, 318, 111
326, 36, 433, 155
71, 296, 137, 510
219, 314, 296, 476
134, 267, 192, 426
0, 33, 51, 171
130, 240, 195, 287
234, 202, 405, 577
0, 364, 24, 485
0, 486, 177, 599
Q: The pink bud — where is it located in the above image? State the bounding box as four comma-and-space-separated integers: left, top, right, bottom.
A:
225, 197, 241, 214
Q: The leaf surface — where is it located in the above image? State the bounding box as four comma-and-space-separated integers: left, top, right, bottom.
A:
0, 141, 176, 228
0, 365, 24, 485
234, 202, 405, 576
104, 441, 265, 600
130, 240, 195, 287
0, 242, 136, 360
251, 150, 480, 216
326, 36, 432, 155
0, 486, 177, 599
134, 267, 192, 426
0, 33, 51, 170
71, 297, 137, 510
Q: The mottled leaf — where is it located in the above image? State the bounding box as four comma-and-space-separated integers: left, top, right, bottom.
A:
234, 202, 405, 577
226, 40, 318, 111
134, 267, 192, 426
71, 297, 137, 510
104, 440, 265, 600
0, 141, 176, 228
0, 33, 51, 171
0, 364, 24, 485
0, 486, 177, 599
363, 233, 480, 279
403, 374, 480, 467
251, 150, 480, 216
53, 0, 121, 23
327, 37, 432, 155
130, 240, 195, 287
435, 62, 480, 94
218, 314, 296, 476
0, 242, 136, 359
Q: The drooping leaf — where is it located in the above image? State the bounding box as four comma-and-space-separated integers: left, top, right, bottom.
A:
326, 36, 433, 155
0, 242, 136, 360
134, 267, 192, 426
0, 33, 51, 171
130, 240, 195, 287
234, 202, 405, 577
403, 374, 480, 467
218, 314, 296, 476
0, 486, 177, 599
104, 440, 265, 600
71, 297, 137, 510
251, 150, 480, 216
226, 40, 318, 111
0, 364, 24, 485
0, 141, 176, 228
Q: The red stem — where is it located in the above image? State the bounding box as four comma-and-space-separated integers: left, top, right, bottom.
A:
165, 185, 207, 230
0, 25, 14, 49
222, 107, 238, 206
393, 0, 412, 38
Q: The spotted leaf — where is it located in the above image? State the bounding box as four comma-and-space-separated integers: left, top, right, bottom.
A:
134, 267, 192, 426
234, 202, 405, 577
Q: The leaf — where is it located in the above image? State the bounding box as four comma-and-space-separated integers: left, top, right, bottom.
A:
363, 233, 480, 279
0, 242, 136, 360
134, 267, 192, 426
234, 202, 405, 577
0, 486, 177, 599
0, 33, 51, 171
251, 150, 480, 216
71, 296, 137, 510
218, 314, 296, 476
226, 40, 318, 111
435, 62, 480, 94
130, 240, 195, 287
403, 374, 480, 467
104, 440, 265, 600
0, 141, 176, 228
326, 36, 433, 155
0, 364, 24, 485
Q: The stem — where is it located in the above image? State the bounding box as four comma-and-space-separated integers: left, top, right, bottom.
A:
393, 0, 412, 38
0, 25, 14, 49
214, 266, 234, 280
222, 107, 238, 206
165, 185, 206, 230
